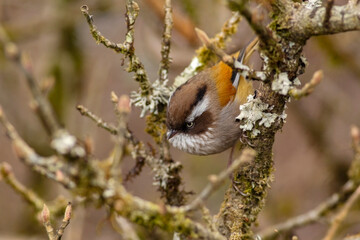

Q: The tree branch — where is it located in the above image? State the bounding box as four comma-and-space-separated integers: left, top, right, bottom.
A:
289, 70, 323, 100
0, 106, 75, 188
259, 180, 356, 240
183, 149, 256, 212
81, 4, 152, 98
323, 185, 360, 240
0, 26, 61, 135
287, 2, 360, 41
174, 12, 242, 87
159, 0, 173, 83
0, 162, 44, 212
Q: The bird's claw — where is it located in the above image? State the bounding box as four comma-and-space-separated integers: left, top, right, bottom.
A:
232, 179, 249, 197
240, 134, 255, 147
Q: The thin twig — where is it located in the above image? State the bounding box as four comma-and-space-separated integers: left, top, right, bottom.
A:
0, 26, 86, 159
56, 202, 72, 239
351, 125, 360, 153
76, 103, 142, 150
323, 185, 360, 240
174, 12, 242, 86
143, 0, 198, 45
80, 6, 126, 53
77, 105, 118, 135
0, 106, 75, 188
195, 28, 266, 82
42, 204, 56, 240
0, 162, 44, 211
81, 4, 152, 96
41, 202, 72, 240
183, 148, 256, 212
111, 214, 140, 240
228, 0, 276, 48
111, 95, 131, 179
258, 181, 356, 240
0, 26, 61, 135
289, 70, 323, 100
159, 0, 173, 83
195, 28, 234, 66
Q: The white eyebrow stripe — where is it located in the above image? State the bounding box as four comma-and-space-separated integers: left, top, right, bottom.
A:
186, 96, 209, 122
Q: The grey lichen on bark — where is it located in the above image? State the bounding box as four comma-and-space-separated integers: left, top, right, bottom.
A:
1, 0, 360, 239
214, 0, 360, 239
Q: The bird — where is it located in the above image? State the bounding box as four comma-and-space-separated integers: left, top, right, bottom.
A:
166, 38, 258, 155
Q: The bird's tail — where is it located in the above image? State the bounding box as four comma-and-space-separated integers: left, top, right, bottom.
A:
233, 37, 259, 104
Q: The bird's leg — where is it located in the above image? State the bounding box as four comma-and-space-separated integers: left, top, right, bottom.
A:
227, 144, 236, 167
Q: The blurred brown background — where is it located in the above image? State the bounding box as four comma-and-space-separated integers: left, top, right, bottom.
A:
1, 0, 360, 239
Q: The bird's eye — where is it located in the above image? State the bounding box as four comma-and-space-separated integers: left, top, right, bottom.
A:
186, 121, 194, 129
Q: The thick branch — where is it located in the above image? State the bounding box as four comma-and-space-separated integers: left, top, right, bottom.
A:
110, 185, 226, 240
288, 3, 360, 41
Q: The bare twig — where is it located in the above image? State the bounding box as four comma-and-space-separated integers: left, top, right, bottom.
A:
0, 162, 44, 211
159, 0, 173, 83
41, 203, 72, 240
111, 95, 131, 179
195, 28, 234, 67
42, 204, 56, 240
143, 0, 198, 45
0, 106, 75, 188
259, 180, 357, 240
183, 148, 256, 212
174, 12, 241, 86
76, 105, 118, 135
56, 202, 72, 239
80, 6, 126, 54
289, 70, 323, 100
0, 27, 86, 159
111, 215, 140, 240
77, 103, 141, 149
228, 0, 277, 50
0, 26, 61, 135
195, 28, 266, 82
323, 185, 360, 240
81, 4, 152, 97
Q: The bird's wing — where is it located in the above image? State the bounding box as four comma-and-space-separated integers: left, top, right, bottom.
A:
210, 37, 259, 106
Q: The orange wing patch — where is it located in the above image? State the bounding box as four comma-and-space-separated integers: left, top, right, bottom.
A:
210, 61, 236, 106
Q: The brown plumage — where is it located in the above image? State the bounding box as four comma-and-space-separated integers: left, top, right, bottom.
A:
166, 38, 258, 155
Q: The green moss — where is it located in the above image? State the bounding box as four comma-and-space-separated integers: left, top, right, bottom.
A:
145, 110, 167, 144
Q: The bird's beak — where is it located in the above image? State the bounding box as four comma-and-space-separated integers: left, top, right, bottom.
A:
167, 130, 177, 140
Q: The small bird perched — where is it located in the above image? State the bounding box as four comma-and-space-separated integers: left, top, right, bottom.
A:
166, 39, 258, 155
